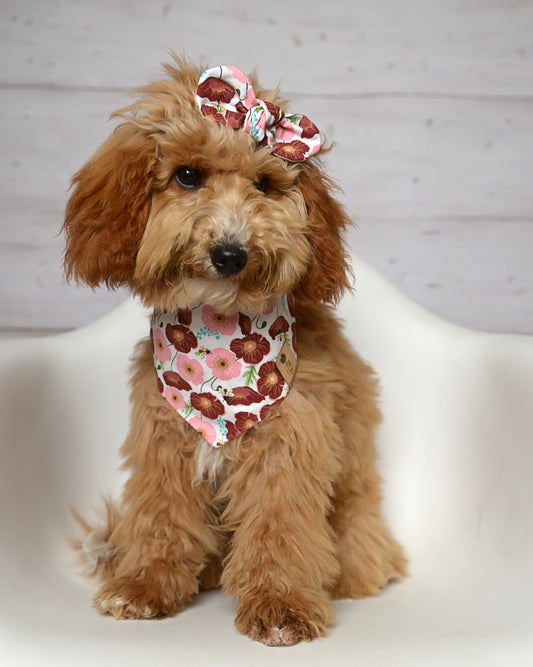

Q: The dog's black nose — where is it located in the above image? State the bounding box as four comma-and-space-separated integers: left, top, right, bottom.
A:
210, 244, 248, 277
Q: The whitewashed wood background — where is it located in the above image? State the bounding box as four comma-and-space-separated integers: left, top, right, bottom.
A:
1, 0, 532, 337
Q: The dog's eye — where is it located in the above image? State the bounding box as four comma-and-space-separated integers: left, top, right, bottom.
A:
254, 177, 269, 193
176, 166, 202, 189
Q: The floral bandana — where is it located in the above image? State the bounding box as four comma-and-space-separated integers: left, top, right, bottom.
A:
196, 65, 322, 162
152, 295, 298, 447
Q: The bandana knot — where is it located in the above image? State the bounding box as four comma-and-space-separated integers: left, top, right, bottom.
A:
196, 65, 322, 162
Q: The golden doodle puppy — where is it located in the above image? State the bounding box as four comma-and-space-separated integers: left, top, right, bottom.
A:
64, 57, 406, 646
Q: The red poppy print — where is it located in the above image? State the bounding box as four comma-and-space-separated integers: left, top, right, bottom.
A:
265, 101, 282, 121
165, 323, 197, 353
225, 412, 259, 439
225, 110, 245, 129
197, 77, 235, 103
235, 411, 258, 432
268, 315, 289, 340
291, 322, 298, 354
230, 332, 270, 365
257, 361, 285, 399
299, 116, 319, 139
177, 308, 192, 326
201, 105, 225, 125
225, 420, 241, 440
190, 392, 225, 420
224, 386, 264, 406
260, 398, 284, 420
272, 140, 309, 162
163, 371, 192, 392
238, 312, 252, 335
287, 293, 296, 317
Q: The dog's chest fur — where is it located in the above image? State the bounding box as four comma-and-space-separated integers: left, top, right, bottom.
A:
193, 436, 226, 487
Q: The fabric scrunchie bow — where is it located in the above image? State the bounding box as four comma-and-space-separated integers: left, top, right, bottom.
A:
196, 65, 322, 162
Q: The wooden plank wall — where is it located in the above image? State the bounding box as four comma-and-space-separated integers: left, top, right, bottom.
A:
1, 0, 532, 336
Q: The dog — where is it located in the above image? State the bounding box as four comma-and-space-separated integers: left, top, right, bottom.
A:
63, 56, 406, 646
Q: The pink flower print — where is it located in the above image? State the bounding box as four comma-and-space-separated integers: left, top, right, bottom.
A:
226, 66, 256, 107
243, 89, 256, 109
201, 306, 238, 335
176, 354, 204, 386
227, 65, 252, 86
274, 123, 298, 143
163, 387, 185, 411
153, 328, 171, 362
206, 348, 242, 381
188, 416, 217, 446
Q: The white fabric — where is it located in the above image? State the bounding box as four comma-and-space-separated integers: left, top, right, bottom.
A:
1, 257, 532, 665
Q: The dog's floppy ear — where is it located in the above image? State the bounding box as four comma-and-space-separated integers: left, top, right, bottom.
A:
294, 161, 353, 305
62, 121, 156, 288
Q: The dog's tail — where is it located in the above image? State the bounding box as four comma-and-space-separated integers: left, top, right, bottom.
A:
70, 497, 121, 581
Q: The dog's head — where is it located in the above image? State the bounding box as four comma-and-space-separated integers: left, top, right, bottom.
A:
63, 57, 352, 314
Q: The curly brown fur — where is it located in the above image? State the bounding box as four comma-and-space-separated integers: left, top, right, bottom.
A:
64, 55, 406, 645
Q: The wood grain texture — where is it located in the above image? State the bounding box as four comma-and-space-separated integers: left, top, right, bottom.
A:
1, 0, 532, 336
2, 0, 533, 96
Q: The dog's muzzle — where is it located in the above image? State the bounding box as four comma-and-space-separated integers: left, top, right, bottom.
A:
210, 243, 248, 277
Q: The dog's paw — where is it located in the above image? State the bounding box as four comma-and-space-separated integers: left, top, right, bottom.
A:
331, 546, 408, 600
235, 593, 331, 646
94, 577, 184, 620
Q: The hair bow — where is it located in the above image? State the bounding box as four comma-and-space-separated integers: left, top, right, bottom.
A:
196, 65, 322, 162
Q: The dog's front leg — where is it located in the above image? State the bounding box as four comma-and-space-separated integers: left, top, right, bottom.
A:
219, 390, 343, 645
93, 344, 221, 620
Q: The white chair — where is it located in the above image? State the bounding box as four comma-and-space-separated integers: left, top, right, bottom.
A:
1, 258, 532, 666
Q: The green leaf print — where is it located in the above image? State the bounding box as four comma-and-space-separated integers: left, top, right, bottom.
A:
242, 365, 258, 387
